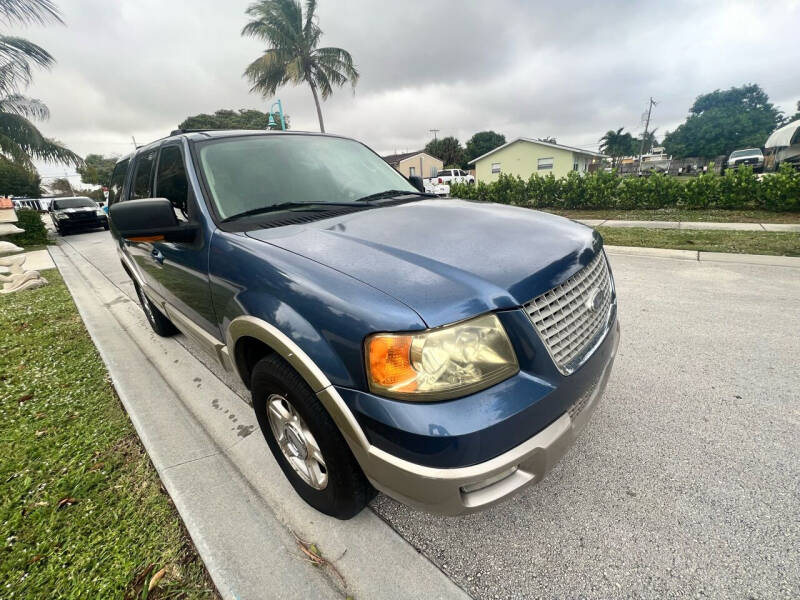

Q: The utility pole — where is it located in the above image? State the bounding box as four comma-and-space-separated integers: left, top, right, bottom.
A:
429, 129, 439, 142
131, 135, 138, 150
637, 97, 657, 174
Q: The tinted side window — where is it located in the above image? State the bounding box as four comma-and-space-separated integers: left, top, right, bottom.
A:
108, 159, 130, 206
131, 150, 156, 199
155, 145, 189, 220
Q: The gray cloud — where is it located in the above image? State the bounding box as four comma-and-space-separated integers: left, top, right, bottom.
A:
16, 0, 800, 180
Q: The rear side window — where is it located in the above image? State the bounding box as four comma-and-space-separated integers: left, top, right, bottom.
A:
155, 145, 189, 220
131, 150, 157, 199
108, 159, 129, 206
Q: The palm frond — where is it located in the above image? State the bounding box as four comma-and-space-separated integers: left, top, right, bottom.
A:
0, 35, 55, 93
0, 112, 81, 166
243, 49, 289, 96
0, 93, 48, 119
0, 0, 62, 26
313, 46, 359, 93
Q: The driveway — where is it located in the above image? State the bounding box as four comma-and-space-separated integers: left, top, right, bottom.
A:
57, 230, 800, 599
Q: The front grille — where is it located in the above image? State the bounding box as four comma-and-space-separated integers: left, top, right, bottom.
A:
524, 251, 613, 374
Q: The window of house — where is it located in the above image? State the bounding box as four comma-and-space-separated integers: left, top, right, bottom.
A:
491, 163, 501, 174
538, 157, 554, 170
155, 145, 190, 221
130, 150, 157, 199
108, 158, 130, 206
409, 166, 416, 176
573, 162, 579, 171
430, 165, 438, 177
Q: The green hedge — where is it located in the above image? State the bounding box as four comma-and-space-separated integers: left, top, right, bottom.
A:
0, 209, 49, 246
450, 164, 800, 212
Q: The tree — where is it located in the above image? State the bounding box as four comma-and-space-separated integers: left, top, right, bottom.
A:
0, 0, 81, 167
425, 136, 465, 168
47, 176, 72, 196
663, 84, 783, 158
636, 129, 659, 154
785, 100, 800, 125
77, 153, 116, 186
0, 156, 40, 196
242, 0, 358, 133
464, 131, 505, 165
599, 127, 636, 166
178, 108, 289, 131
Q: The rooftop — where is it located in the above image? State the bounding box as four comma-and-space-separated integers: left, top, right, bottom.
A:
468, 137, 607, 164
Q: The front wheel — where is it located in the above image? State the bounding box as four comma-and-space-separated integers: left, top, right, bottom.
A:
251, 354, 375, 519
134, 281, 177, 337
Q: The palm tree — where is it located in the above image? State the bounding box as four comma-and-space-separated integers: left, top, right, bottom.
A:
242, 0, 358, 133
599, 127, 635, 168
0, 0, 80, 167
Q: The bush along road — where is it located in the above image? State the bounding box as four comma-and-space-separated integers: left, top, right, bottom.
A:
450, 164, 800, 212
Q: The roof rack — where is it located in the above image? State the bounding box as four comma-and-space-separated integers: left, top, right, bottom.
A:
169, 128, 228, 136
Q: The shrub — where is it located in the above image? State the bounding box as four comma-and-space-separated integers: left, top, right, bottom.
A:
682, 173, 720, 209
0, 209, 49, 246
761, 163, 800, 212
448, 167, 800, 212
718, 166, 761, 209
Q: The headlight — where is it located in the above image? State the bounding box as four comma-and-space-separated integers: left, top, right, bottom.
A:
365, 313, 518, 401
96, 209, 105, 216
54, 212, 66, 219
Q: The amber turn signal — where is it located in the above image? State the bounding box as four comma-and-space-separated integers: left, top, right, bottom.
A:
366, 334, 417, 392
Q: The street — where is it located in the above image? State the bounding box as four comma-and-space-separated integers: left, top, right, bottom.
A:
57, 229, 800, 599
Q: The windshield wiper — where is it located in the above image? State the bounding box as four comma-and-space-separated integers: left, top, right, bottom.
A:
222, 202, 361, 223
354, 190, 428, 202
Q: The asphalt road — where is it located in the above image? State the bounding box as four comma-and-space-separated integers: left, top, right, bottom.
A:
59, 230, 800, 599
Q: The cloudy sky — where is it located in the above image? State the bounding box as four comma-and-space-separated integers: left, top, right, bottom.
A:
17, 0, 800, 183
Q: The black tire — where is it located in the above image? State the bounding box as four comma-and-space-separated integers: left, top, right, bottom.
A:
103, 222, 109, 230
251, 354, 375, 519
133, 281, 178, 337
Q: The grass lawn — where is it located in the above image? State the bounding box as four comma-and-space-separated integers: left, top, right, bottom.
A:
597, 227, 800, 256
544, 208, 800, 223
0, 270, 217, 599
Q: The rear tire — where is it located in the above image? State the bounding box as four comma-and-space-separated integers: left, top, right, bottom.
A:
133, 281, 178, 337
251, 354, 375, 519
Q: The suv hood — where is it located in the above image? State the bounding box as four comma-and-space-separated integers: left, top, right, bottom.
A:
246, 199, 601, 327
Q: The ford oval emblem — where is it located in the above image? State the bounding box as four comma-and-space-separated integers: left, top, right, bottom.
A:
586, 288, 604, 313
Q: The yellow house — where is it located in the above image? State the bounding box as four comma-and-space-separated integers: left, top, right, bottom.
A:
382, 151, 443, 179
470, 138, 606, 183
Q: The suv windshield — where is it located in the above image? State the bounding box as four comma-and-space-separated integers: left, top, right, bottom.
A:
730, 149, 761, 158
197, 135, 418, 220
51, 197, 95, 209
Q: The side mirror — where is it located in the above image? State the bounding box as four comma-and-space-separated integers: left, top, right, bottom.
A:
408, 175, 425, 193
110, 198, 197, 243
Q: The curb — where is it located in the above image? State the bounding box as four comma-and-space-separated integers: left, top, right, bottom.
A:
49, 241, 471, 600
605, 244, 800, 267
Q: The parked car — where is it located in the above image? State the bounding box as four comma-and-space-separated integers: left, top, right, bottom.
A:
727, 148, 764, 172
108, 130, 620, 519
49, 196, 109, 235
430, 168, 475, 185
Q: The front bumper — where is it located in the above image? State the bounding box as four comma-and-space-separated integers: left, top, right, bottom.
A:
354, 319, 620, 515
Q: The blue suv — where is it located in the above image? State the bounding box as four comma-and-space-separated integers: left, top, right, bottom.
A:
108, 130, 619, 519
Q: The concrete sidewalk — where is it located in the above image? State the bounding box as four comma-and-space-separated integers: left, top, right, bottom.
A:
576, 219, 800, 232
49, 242, 470, 600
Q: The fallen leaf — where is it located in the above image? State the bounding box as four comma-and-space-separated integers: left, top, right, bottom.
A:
34, 412, 46, 419
17, 393, 33, 404
57, 497, 78, 509
28, 554, 45, 564
148, 566, 167, 592
34, 501, 48, 507
89, 462, 104, 471
35, 430, 48, 437
125, 563, 154, 600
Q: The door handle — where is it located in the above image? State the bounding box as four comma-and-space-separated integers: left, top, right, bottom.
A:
151, 248, 164, 264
